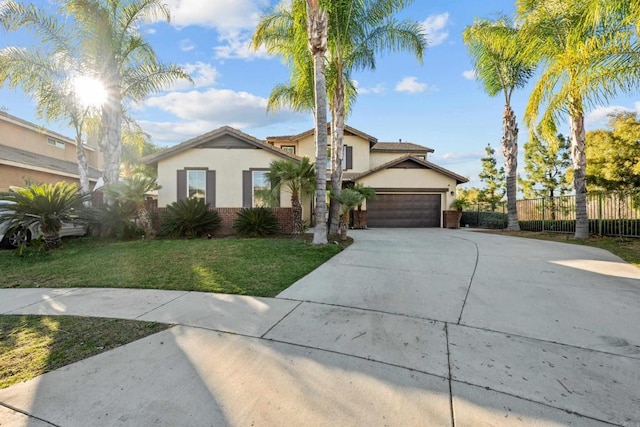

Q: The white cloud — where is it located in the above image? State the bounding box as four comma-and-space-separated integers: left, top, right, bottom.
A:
434, 151, 485, 164
213, 30, 270, 60
353, 80, 385, 95
144, 28, 157, 35
585, 103, 640, 126
163, 0, 265, 30
462, 70, 476, 80
140, 88, 301, 143
395, 77, 435, 94
422, 12, 450, 47
180, 39, 196, 52
168, 62, 219, 91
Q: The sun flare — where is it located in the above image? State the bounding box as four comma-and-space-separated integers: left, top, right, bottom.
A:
73, 76, 107, 108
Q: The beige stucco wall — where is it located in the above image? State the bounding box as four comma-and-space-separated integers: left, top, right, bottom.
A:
369, 152, 417, 168
0, 164, 96, 192
157, 147, 292, 209
0, 116, 102, 170
275, 132, 372, 173
357, 167, 459, 210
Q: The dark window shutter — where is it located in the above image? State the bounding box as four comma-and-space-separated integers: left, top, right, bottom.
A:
206, 170, 216, 207
345, 145, 353, 170
177, 170, 187, 201
242, 170, 252, 207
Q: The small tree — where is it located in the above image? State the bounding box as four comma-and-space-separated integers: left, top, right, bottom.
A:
330, 188, 364, 241
266, 157, 316, 234
351, 183, 376, 228
101, 176, 159, 236
0, 182, 90, 249
478, 144, 505, 211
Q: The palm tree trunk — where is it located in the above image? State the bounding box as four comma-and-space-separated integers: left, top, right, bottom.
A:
340, 211, 349, 241
75, 133, 91, 200
307, 0, 328, 245
569, 106, 589, 239
43, 232, 61, 250
292, 194, 303, 234
100, 86, 123, 191
329, 71, 345, 235
502, 104, 520, 231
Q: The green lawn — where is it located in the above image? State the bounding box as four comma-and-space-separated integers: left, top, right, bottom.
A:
0, 315, 169, 389
0, 236, 347, 297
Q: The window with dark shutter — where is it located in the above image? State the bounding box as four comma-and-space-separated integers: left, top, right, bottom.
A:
345, 146, 353, 170
177, 170, 187, 201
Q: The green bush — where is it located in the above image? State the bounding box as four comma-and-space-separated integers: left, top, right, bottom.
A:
461, 211, 507, 229
90, 201, 141, 239
160, 198, 221, 238
233, 207, 280, 237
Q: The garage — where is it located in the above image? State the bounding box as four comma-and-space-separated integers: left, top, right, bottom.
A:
366, 193, 441, 228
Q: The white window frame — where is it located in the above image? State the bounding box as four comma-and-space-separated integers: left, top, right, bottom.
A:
47, 138, 65, 149
187, 170, 206, 200
281, 145, 296, 154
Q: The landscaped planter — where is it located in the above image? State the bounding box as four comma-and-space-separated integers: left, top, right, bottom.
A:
443, 210, 462, 229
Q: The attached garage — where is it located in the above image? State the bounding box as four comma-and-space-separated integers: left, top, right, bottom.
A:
367, 193, 441, 228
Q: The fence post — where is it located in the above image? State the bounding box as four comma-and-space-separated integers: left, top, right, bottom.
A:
541, 198, 545, 232
598, 193, 603, 236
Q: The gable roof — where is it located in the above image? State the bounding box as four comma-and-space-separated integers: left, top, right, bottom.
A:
142, 126, 300, 165
353, 154, 469, 184
372, 142, 434, 153
266, 124, 378, 145
0, 144, 101, 180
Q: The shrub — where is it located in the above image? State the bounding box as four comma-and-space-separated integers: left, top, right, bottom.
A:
90, 201, 141, 239
160, 198, 221, 238
233, 207, 280, 237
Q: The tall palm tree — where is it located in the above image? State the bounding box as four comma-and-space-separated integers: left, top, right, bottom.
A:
254, 0, 426, 235
266, 157, 316, 234
0, 2, 100, 196
64, 0, 190, 188
516, 0, 628, 239
307, 0, 330, 245
463, 18, 534, 231
1, 0, 189, 190
0, 182, 90, 249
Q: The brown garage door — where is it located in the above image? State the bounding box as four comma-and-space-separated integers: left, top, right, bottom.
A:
367, 193, 441, 228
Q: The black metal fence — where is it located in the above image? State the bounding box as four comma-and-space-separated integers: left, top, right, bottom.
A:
462, 191, 640, 237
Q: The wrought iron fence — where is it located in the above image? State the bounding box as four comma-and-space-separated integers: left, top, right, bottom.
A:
516, 191, 640, 237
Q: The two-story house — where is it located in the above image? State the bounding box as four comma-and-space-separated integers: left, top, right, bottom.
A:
0, 111, 103, 191
145, 124, 468, 228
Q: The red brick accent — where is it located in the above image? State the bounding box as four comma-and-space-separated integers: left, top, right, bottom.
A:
443, 210, 462, 229
150, 207, 294, 236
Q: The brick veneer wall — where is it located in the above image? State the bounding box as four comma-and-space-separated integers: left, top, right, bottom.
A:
150, 207, 294, 236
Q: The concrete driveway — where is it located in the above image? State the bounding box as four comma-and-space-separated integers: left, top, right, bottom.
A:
1, 229, 639, 426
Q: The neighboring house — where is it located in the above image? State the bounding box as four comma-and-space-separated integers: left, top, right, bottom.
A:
145, 124, 468, 228
0, 111, 103, 192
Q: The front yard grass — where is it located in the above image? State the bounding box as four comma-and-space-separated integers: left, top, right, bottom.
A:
0, 315, 169, 389
480, 230, 640, 267
0, 236, 347, 297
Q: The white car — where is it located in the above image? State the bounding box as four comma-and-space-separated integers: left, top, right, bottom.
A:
0, 200, 87, 249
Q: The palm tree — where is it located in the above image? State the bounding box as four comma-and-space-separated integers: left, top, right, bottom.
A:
307, 0, 330, 245
351, 183, 376, 228
253, 0, 426, 235
0, 182, 90, 249
463, 18, 534, 231
516, 0, 630, 239
101, 176, 159, 236
65, 0, 191, 188
266, 157, 316, 234
330, 188, 364, 241
0, 2, 101, 196
1, 0, 191, 189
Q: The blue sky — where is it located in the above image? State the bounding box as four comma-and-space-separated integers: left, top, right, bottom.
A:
1, 0, 638, 187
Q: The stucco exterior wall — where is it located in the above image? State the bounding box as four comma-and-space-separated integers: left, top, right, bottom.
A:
0, 164, 84, 192
369, 152, 418, 168
157, 147, 291, 209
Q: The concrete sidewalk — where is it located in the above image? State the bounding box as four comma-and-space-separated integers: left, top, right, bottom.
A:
1, 229, 639, 426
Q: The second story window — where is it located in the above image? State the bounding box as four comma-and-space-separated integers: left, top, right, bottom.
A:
281, 145, 296, 154
327, 146, 348, 170
47, 138, 65, 149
